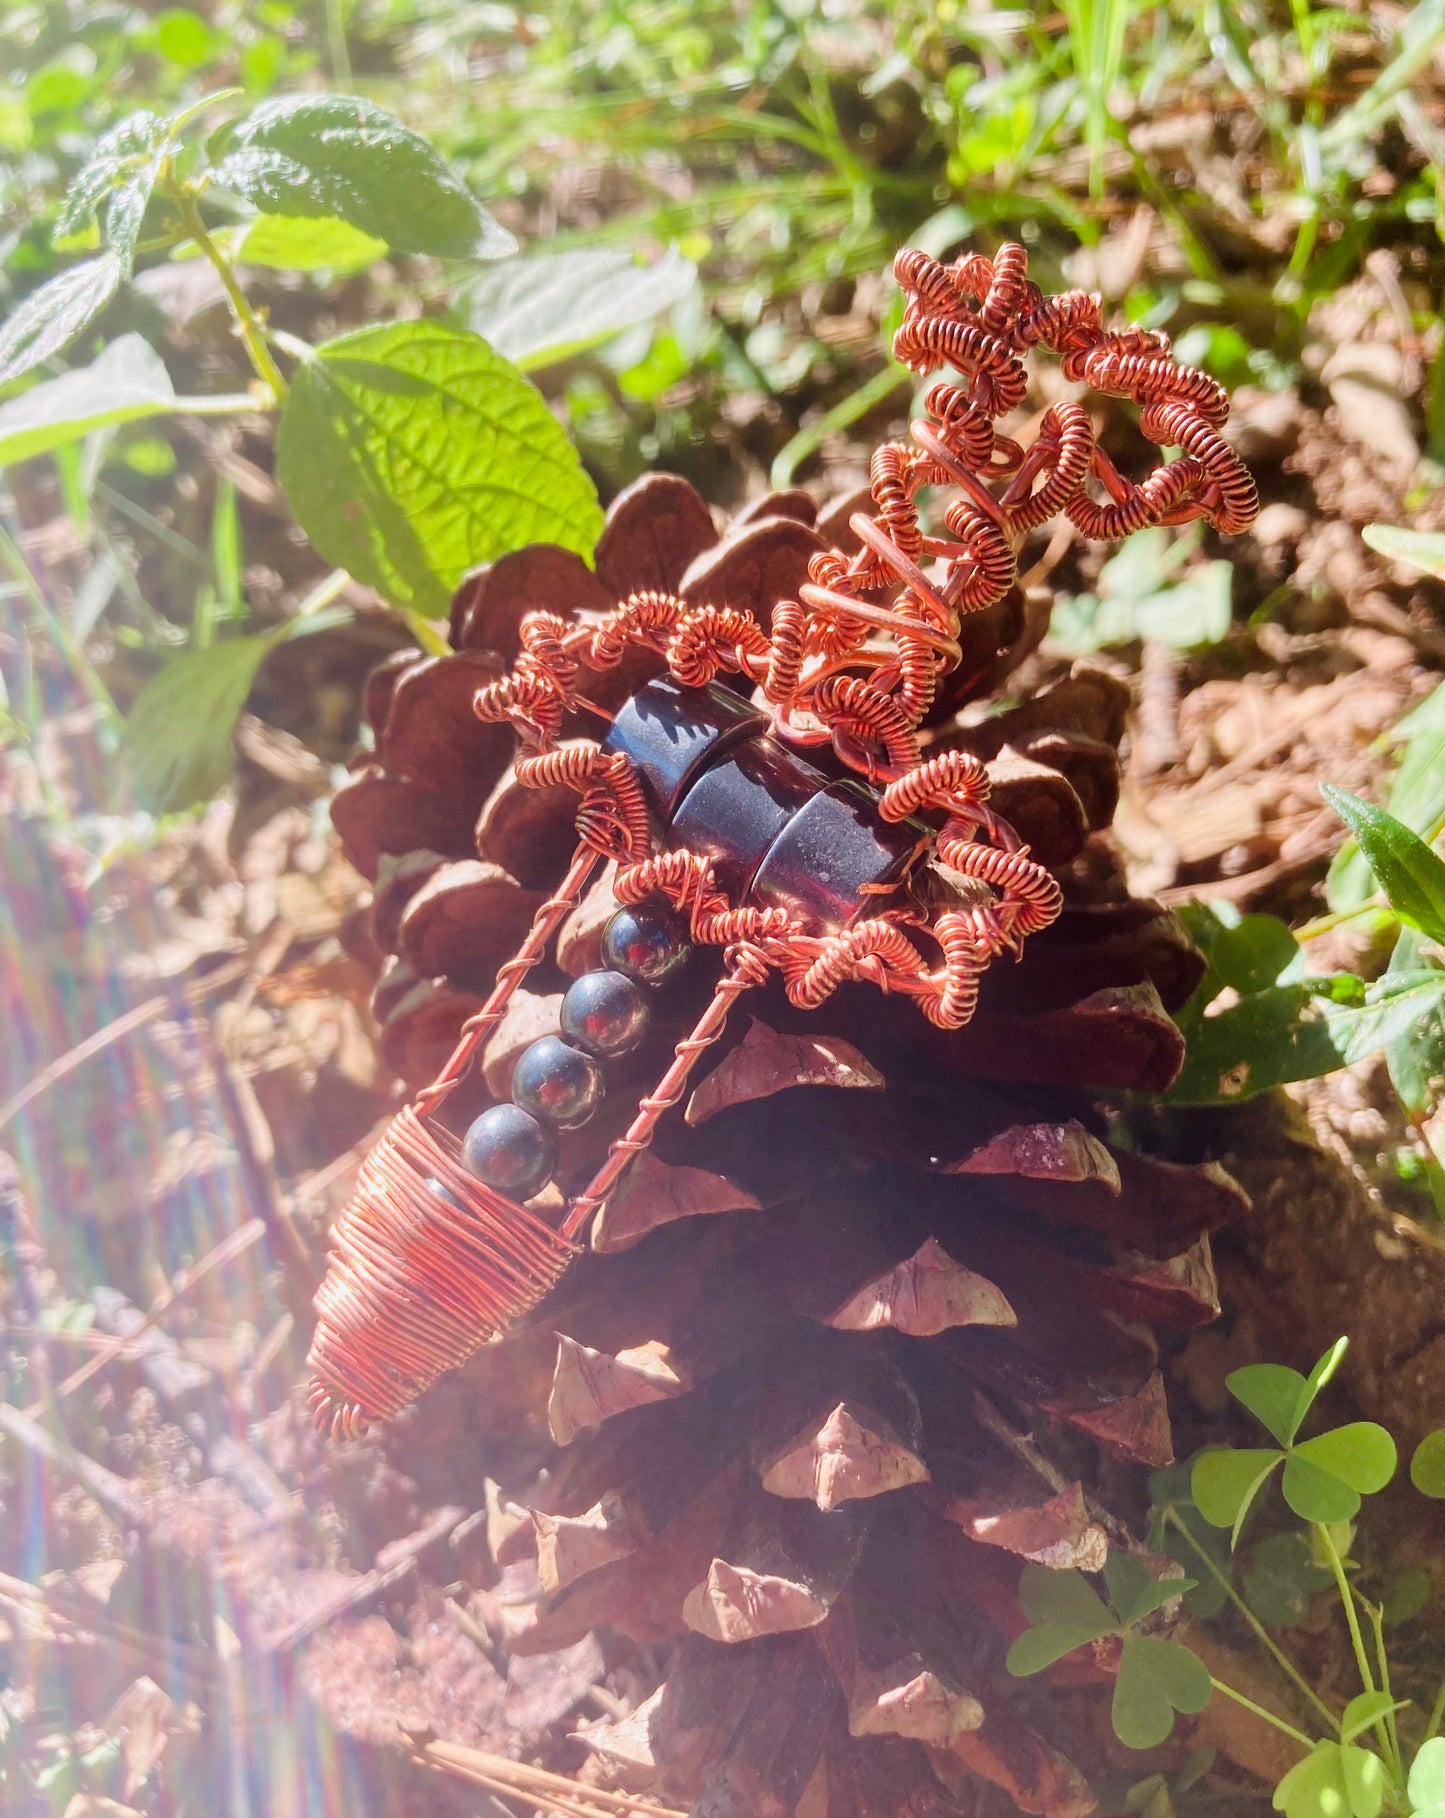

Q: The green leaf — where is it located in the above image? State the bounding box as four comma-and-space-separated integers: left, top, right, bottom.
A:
104, 157, 161, 268
121, 633, 285, 812
1243, 1533, 1332, 1627
1105, 1554, 1193, 1627
1275, 1745, 1385, 1818
1409, 1430, 1445, 1498
0, 254, 125, 387
1112, 1635, 1212, 1751
1281, 1455, 1362, 1525
1192, 1448, 1282, 1544
1017, 1563, 1115, 1632
1341, 1692, 1408, 1747
1408, 1738, 1445, 1812
0, 335, 174, 465
1328, 683, 1445, 914
213, 94, 516, 260
1228, 1363, 1313, 1445
1303, 1337, 1350, 1404
235, 213, 389, 271
456, 245, 699, 371
276, 320, 604, 616
1322, 786, 1445, 946
1006, 1624, 1111, 1676
1292, 1424, 1396, 1495
1210, 915, 1301, 995
1363, 523, 1445, 581
52, 110, 166, 249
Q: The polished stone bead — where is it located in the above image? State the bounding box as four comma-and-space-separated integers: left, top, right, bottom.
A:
671, 733, 823, 901
752, 779, 931, 931
561, 969, 651, 1058
601, 676, 762, 820
511, 1034, 605, 1130
461, 1104, 556, 1199
602, 905, 689, 986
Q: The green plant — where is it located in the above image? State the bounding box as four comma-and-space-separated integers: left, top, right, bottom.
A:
0, 88, 693, 813
1009, 1340, 1445, 1818
1048, 524, 1233, 656
1165, 693, 1445, 1221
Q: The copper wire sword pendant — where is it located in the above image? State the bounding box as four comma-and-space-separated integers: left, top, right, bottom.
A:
307, 242, 1259, 1439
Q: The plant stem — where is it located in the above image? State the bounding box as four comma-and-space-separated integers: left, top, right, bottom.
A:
1208, 1676, 1316, 1751
1366, 1602, 1404, 1784
1164, 1509, 1340, 1734
0, 522, 121, 736
175, 194, 289, 403
1315, 1525, 1394, 1768
1426, 1677, 1445, 1743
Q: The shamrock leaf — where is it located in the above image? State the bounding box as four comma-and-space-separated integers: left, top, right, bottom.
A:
1113, 1635, 1212, 1751
1192, 1448, 1284, 1545
1274, 1744, 1387, 1818
1408, 1737, 1445, 1817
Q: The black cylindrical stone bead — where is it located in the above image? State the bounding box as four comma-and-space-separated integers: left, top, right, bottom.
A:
561, 969, 651, 1058
601, 676, 763, 821
511, 1034, 606, 1130
461, 1104, 556, 1200
602, 905, 690, 986
670, 733, 824, 901
751, 779, 931, 931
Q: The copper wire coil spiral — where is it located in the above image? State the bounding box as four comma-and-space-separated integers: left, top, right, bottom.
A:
305, 238, 1259, 1436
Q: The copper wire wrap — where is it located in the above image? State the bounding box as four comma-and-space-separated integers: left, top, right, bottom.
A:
307, 240, 1259, 1433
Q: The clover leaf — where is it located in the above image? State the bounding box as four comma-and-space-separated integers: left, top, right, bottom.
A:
1275, 1743, 1388, 1818
1410, 1431, 1445, 1499
1007, 1561, 1208, 1750
1191, 1342, 1396, 1543
1408, 1737, 1445, 1818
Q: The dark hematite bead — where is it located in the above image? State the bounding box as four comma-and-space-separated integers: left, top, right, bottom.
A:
670, 733, 823, 901
511, 1035, 605, 1130
461, 1104, 556, 1200
602, 905, 689, 986
561, 969, 651, 1058
600, 676, 762, 820
752, 779, 931, 931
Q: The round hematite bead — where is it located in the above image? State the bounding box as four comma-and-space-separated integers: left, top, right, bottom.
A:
511, 1035, 605, 1130
602, 905, 689, 987
561, 969, 651, 1058
461, 1104, 556, 1200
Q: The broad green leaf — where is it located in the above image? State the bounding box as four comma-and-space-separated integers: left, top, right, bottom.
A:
104, 157, 161, 268
1016, 1563, 1114, 1633
1328, 683, 1445, 913
1243, 1533, 1331, 1627
1409, 1429, 1445, 1498
213, 94, 516, 260
1363, 523, 1445, 581
1227, 1362, 1312, 1445
1408, 1738, 1445, 1812
1210, 915, 1300, 996
121, 633, 284, 812
1322, 786, 1445, 946
276, 320, 604, 616
1192, 1448, 1282, 1543
0, 335, 173, 465
0, 254, 125, 387
1168, 971, 1445, 1105
1105, 1554, 1193, 1627
1006, 1624, 1110, 1676
235, 213, 388, 271
1281, 1455, 1362, 1525
1341, 1692, 1407, 1747
1292, 1423, 1396, 1495
1112, 1635, 1211, 1751
456, 245, 699, 371
52, 110, 166, 247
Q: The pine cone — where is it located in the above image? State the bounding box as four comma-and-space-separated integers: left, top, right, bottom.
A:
330, 472, 1247, 1817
